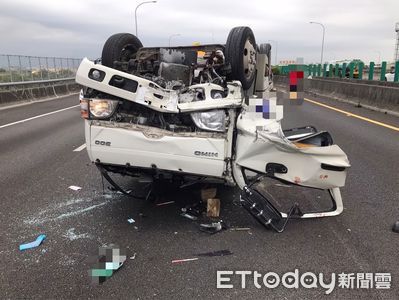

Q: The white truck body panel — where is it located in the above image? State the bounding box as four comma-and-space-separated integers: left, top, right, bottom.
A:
235, 111, 349, 189
86, 121, 227, 178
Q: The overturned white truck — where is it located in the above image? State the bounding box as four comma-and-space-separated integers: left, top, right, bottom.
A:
75, 26, 350, 232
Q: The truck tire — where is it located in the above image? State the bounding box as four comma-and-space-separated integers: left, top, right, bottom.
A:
101, 33, 143, 68
225, 27, 257, 90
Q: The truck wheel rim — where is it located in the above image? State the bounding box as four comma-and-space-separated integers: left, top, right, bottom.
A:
243, 38, 256, 80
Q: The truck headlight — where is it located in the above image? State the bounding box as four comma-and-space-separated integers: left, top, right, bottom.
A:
190, 110, 226, 132
89, 99, 119, 119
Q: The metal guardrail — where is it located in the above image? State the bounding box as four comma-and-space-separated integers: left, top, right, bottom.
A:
0, 77, 75, 87
0, 75, 80, 105
0, 54, 81, 83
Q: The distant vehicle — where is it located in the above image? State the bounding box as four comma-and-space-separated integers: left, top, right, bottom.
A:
326, 59, 363, 78
347, 59, 363, 78
385, 67, 395, 82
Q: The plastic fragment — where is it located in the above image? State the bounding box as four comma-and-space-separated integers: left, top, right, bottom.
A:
199, 221, 226, 234
182, 205, 202, 217
68, 185, 82, 191
180, 206, 201, 220
172, 258, 198, 263
116, 189, 132, 195
19, 234, 46, 251
229, 227, 251, 231
180, 212, 198, 220
127, 218, 135, 224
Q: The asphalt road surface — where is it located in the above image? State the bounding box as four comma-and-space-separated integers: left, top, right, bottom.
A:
1, 91, 398, 299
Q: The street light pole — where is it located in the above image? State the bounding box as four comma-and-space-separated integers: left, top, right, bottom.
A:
310, 21, 325, 65
268, 40, 278, 65
134, 1, 157, 37
168, 34, 181, 47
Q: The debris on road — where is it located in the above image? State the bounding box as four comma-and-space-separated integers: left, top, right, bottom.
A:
196, 249, 233, 257
130, 253, 137, 260
180, 212, 198, 221
229, 227, 251, 231
156, 200, 175, 206
171, 258, 199, 264
127, 218, 135, 224
180, 207, 200, 220
392, 221, 399, 233
103, 193, 113, 199
274, 183, 292, 188
201, 188, 217, 202
206, 198, 220, 217
19, 234, 46, 251
63, 228, 92, 241
68, 185, 82, 191
90, 245, 126, 284
199, 221, 225, 234
116, 189, 132, 195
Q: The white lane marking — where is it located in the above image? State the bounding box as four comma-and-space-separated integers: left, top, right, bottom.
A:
73, 143, 86, 152
0, 104, 79, 129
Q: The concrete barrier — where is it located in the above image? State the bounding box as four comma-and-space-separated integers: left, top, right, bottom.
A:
0, 78, 80, 106
274, 75, 399, 114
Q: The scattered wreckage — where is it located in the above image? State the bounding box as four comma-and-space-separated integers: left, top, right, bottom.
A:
75, 26, 350, 232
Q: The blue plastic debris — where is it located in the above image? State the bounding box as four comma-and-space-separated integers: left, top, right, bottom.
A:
19, 234, 46, 251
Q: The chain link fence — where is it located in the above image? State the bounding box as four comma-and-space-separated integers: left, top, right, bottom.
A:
0, 54, 82, 83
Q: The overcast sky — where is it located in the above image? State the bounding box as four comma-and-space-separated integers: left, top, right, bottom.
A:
0, 0, 398, 64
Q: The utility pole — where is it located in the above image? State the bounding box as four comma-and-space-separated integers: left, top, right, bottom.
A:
134, 1, 157, 37
310, 21, 325, 65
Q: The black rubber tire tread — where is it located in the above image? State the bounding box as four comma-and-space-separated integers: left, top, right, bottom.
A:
101, 33, 143, 68
225, 26, 256, 90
